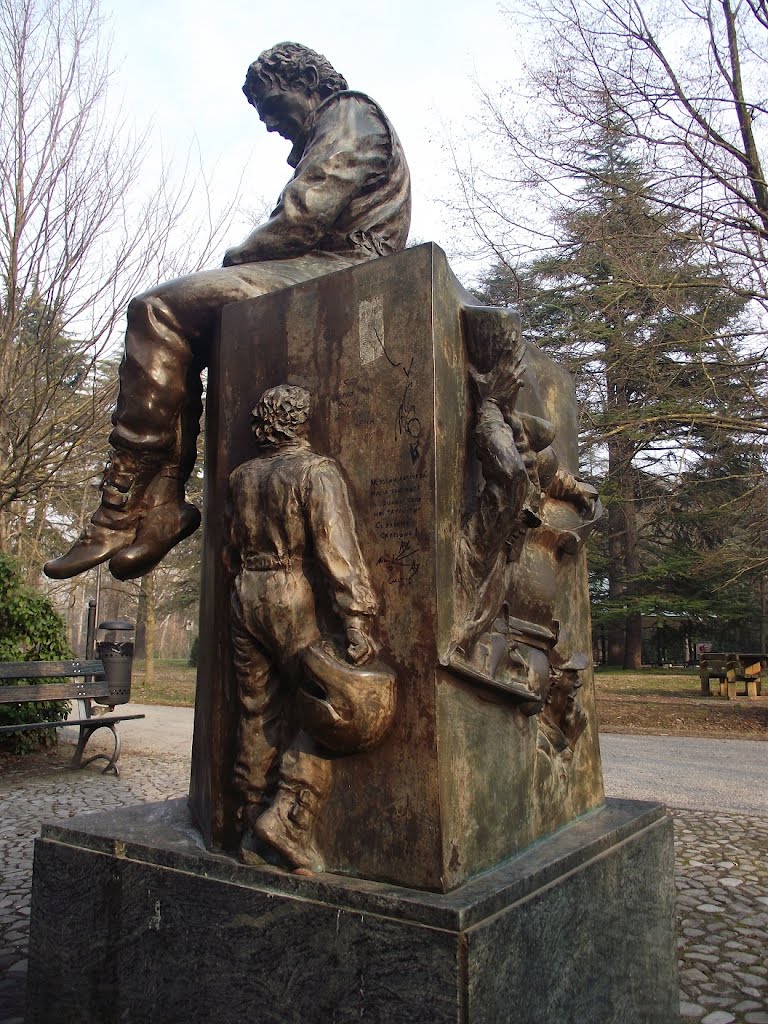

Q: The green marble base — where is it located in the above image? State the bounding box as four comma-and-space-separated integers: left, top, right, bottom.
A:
27, 797, 679, 1023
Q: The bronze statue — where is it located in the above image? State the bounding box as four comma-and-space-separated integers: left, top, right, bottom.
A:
224, 385, 395, 872
45, 42, 410, 582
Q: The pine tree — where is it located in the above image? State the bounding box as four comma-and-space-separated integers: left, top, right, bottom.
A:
477, 121, 762, 665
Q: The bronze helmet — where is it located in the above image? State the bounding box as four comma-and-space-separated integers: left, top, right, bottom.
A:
298, 641, 396, 754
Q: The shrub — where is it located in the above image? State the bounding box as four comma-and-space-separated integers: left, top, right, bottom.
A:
0, 553, 72, 753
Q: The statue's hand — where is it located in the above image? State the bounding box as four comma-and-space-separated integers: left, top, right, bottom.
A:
221, 544, 240, 576
346, 623, 378, 666
573, 478, 599, 515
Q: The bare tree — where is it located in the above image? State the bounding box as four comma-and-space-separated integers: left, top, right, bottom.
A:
445, 3, 768, 662
0, 0, 235, 557
450, 0, 768, 376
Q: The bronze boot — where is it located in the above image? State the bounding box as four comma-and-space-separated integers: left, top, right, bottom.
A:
252, 752, 331, 873
108, 467, 200, 581
237, 797, 271, 867
44, 450, 164, 579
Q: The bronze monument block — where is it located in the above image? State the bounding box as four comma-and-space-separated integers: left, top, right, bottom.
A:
190, 242, 605, 892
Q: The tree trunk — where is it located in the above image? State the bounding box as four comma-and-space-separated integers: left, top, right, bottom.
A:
141, 573, 156, 686
624, 610, 643, 669
622, 469, 643, 669
605, 345, 643, 668
606, 495, 627, 665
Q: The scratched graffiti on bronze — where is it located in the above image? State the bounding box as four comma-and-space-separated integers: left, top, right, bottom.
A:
370, 472, 426, 543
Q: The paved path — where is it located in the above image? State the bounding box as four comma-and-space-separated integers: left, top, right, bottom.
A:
601, 734, 768, 816
60, 702, 194, 759
1, 714, 766, 1023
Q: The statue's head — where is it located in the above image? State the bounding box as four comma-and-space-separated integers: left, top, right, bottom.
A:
252, 384, 312, 447
243, 43, 347, 143
244, 43, 347, 103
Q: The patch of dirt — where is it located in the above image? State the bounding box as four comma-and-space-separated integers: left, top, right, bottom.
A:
596, 693, 768, 739
0, 745, 76, 778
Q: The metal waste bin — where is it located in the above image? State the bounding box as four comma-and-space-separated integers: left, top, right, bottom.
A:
95, 619, 134, 706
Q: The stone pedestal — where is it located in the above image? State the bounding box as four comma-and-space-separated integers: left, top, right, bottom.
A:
190, 244, 604, 891
27, 798, 679, 1024
26, 246, 680, 1021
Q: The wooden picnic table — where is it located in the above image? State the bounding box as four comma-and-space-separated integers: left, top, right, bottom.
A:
699, 652, 764, 700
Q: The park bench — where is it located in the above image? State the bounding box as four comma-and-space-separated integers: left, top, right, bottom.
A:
699, 652, 764, 700
0, 659, 144, 776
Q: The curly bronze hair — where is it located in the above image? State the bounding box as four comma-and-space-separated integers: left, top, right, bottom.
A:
243, 42, 348, 107
252, 385, 312, 446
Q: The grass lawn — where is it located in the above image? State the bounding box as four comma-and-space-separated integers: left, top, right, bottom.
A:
594, 667, 767, 739
130, 659, 197, 707
594, 668, 693, 698
128, 660, 767, 740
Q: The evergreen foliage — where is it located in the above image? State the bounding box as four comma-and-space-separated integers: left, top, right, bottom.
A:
476, 120, 765, 664
0, 553, 72, 752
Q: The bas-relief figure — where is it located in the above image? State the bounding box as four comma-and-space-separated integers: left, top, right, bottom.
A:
44, 42, 410, 583
42, 39, 603, 880
223, 385, 395, 872
446, 303, 602, 782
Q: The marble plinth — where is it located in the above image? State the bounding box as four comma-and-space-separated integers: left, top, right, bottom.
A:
27, 797, 678, 1024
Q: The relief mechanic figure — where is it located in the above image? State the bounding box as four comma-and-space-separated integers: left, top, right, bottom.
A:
224, 385, 393, 872
45, 42, 410, 581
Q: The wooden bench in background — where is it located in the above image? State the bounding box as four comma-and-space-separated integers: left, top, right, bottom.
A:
0, 659, 144, 776
699, 652, 764, 700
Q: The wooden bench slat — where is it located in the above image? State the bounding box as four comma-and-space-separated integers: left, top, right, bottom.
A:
0, 660, 104, 680
0, 681, 108, 703
0, 713, 145, 734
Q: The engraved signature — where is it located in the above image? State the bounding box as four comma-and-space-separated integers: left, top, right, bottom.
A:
377, 540, 421, 586
336, 376, 358, 409
373, 327, 423, 464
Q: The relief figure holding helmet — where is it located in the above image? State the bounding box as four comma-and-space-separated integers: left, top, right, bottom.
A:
223, 384, 396, 873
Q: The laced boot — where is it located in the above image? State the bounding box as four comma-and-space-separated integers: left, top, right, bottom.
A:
108, 467, 200, 581
237, 797, 270, 867
44, 451, 164, 579
252, 753, 331, 873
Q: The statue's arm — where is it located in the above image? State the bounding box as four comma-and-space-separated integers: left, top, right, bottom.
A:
306, 459, 379, 664
224, 96, 391, 265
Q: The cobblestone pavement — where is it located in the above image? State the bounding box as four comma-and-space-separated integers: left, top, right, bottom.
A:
0, 748, 190, 1024
675, 809, 768, 1024
1, 749, 767, 1023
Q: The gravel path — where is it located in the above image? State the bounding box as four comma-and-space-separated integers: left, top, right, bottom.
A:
1, 727, 766, 1023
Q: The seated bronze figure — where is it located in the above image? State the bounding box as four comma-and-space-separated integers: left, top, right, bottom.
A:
45, 42, 410, 581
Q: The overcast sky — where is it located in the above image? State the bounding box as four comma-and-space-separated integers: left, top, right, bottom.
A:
105, 0, 522, 282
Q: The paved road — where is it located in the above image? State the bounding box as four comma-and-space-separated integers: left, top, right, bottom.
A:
600, 733, 768, 816
61, 702, 194, 758
66, 704, 768, 814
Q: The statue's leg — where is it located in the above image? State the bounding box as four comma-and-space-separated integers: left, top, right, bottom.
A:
99, 292, 206, 579
252, 740, 332, 873
229, 569, 329, 870
44, 256, 365, 580
230, 576, 301, 867
44, 268, 262, 580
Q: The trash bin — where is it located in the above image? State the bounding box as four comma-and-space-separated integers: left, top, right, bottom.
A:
94, 619, 134, 705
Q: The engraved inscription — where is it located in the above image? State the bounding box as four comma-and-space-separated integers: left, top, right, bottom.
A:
370, 327, 423, 464
370, 472, 427, 543
371, 471, 427, 584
